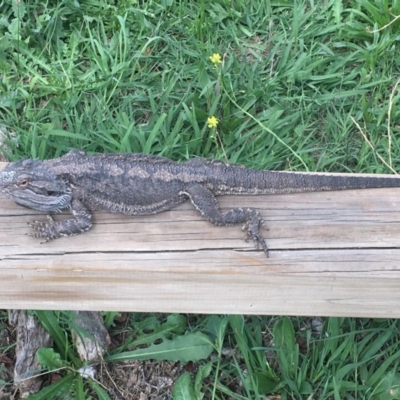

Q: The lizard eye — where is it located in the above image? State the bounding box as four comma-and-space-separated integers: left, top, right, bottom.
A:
18, 179, 29, 187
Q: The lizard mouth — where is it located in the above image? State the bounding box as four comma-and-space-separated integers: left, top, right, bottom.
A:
12, 189, 73, 212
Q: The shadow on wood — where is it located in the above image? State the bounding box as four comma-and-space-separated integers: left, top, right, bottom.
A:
1, 162, 400, 317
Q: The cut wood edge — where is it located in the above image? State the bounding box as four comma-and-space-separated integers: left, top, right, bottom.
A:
0, 249, 400, 317
1, 161, 400, 317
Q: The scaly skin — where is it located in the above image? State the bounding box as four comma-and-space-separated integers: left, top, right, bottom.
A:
1, 150, 400, 256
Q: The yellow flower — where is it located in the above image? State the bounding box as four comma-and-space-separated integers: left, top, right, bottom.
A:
207, 116, 219, 128
209, 53, 222, 65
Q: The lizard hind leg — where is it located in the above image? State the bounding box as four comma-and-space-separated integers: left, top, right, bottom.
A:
180, 184, 268, 256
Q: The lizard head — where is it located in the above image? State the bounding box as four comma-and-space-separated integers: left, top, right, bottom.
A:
0, 159, 73, 212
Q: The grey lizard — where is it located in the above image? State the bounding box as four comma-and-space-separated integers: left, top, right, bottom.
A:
0, 150, 399, 256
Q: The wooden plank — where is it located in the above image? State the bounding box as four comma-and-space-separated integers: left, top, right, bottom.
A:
1, 161, 400, 317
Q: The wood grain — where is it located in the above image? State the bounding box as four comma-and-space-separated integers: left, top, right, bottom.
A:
1, 162, 400, 317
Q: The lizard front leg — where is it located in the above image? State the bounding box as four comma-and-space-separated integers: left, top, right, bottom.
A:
28, 199, 93, 242
180, 184, 268, 256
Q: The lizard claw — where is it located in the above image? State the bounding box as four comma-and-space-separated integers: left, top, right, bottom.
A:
253, 235, 269, 257
28, 215, 57, 242
26, 232, 51, 244
242, 219, 269, 257
260, 220, 269, 231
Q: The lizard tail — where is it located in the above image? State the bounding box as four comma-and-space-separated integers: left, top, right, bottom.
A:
214, 169, 400, 195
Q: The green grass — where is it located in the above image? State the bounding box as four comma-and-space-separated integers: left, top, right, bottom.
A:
1, 0, 400, 398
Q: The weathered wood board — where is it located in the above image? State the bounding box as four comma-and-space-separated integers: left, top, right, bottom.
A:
1, 161, 400, 317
